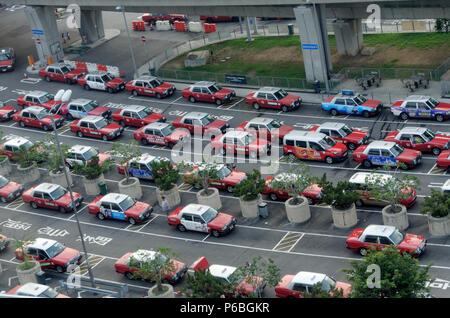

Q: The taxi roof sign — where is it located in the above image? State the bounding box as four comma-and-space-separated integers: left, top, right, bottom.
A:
341, 90, 354, 96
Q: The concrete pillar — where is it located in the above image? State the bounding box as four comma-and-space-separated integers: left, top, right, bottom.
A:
252, 17, 258, 34
238, 16, 243, 33
245, 17, 253, 42
294, 5, 332, 86
24, 6, 64, 63
332, 19, 363, 56
79, 9, 105, 44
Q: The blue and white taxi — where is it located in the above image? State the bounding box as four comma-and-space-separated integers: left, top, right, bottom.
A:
321, 90, 383, 117
391, 95, 450, 122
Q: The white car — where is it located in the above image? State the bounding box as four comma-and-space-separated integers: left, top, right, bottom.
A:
65, 145, 111, 168
442, 179, 450, 193
78, 71, 125, 93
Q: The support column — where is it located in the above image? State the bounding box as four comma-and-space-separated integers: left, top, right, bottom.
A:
332, 19, 363, 56
24, 6, 64, 63
245, 17, 253, 42
79, 9, 105, 44
294, 5, 332, 86
252, 17, 258, 34
238, 16, 243, 33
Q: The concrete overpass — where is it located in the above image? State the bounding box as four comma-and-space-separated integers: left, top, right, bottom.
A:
3, 0, 450, 87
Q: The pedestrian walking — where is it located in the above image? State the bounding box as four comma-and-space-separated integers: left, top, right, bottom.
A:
62, 32, 68, 44
161, 196, 169, 214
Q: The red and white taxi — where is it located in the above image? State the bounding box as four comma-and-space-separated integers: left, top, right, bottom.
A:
172, 112, 229, 138
39, 63, 85, 84
59, 98, 112, 120
115, 249, 187, 284
7, 283, 70, 298
183, 163, 246, 193
346, 224, 426, 257
17, 91, 62, 113
22, 183, 83, 213
134, 122, 190, 148
77, 71, 126, 93
211, 131, 271, 159
125, 76, 175, 98
245, 87, 302, 112
182, 81, 236, 106
15, 238, 83, 273
437, 150, 450, 171
0, 175, 24, 203
13, 106, 64, 131
65, 145, 111, 168
88, 193, 153, 225
70, 115, 124, 140
112, 105, 165, 127
168, 204, 237, 237
353, 141, 422, 169
0, 47, 15, 72
275, 271, 351, 298
283, 131, 348, 164
262, 173, 322, 204
236, 117, 294, 142
384, 127, 450, 156
309, 122, 369, 151
0, 101, 17, 121
0, 137, 38, 160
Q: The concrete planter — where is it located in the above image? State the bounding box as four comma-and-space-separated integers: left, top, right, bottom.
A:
82, 174, 104, 196
239, 194, 262, 219
16, 259, 41, 285
0, 156, 11, 176
147, 283, 174, 298
427, 213, 450, 237
331, 204, 358, 229
49, 167, 73, 188
382, 204, 409, 231
196, 187, 221, 210
285, 196, 311, 223
118, 177, 142, 200
17, 163, 40, 184
156, 185, 181, 208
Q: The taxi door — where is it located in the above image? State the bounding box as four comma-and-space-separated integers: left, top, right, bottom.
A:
143, 81, 155, 96
293, 140, 309, 159
416, 103, 432, 118
42, 193, 58, 210
367, 149, 388, 166
53, 69, 65, 82
95, 77, 106, 91
410, 134, 428, 152
235, 137, 247, 155
345, 99, 358, 114
131, 112, 145, 127
265, 94, 280, 110
180, 213, 197, 231
193, 215, 209, 233
27, 113, 41, 128
109, 203, 127, 221
37, 249, 54, 270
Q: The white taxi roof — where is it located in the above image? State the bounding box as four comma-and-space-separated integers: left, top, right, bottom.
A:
317, 122, 346, 130
248, 117, 275, 125
23, 106, 47, 115
80, 115, 104, 123
363, 225, 396, 237
68, 98, 93, 106
184, 112, 208, 120
284, 130, 326, 142
27, 91, 48, 98
223, 130, 249, 139
4, 137, 32, 148
101, 193, 129, 204
196, 163, 224, 172
27, 237, 58, 251
209, 264, 236, 279
366, 141, 396, 150
132, 153, 156, 164
397, 127, 427, 135
86, 71, 108, 76
349, 172, 392, 185
15, 283, 50, 297
181, 204, 211, 216
193, 81, 216, 87
68, 145, 93, 154
34, 183, 61, 194
292, 271, 326, 286
144, 122, 170, 130
122, 105, 147, 112
48, 63, 71, 69
273, 173, 299, 183
136, 76, 157, 82
257, 87, 280, 93
442, 179, 450, 192
130, 249, 157, 263
404, 95, 431, 102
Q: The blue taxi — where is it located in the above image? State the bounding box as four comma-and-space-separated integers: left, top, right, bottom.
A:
321, 90, 383, 117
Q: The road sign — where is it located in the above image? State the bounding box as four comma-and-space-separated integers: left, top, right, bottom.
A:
32, 29, 44, 35
302, 44, 319, 50
141, 36, 146, 42
225, 74, 247, 85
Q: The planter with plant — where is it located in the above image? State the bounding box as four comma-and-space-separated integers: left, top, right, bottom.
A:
421, 189, 450, 236
12, 143, 47, 184
110, 140, 143, 200
365, 166, 420, 231
14, 237, 41, 285
269, 162, 313, 223
232, 169, 265, 218
43, 135, 72, 188
73, 155, 112, 196
151, 159, 181, 208
317, 174, 360, 229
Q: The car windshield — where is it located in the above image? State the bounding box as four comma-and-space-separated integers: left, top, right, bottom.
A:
274, 89, 289, 100
217, 166, 232, 179
354, 95, 367, 105
137, 108, 153, 118
22, 141, 33, 151
390, 144, 405, 157
201, 208, 218, 223
426, 97, 440, 108
94, 118, 109, 129
321, 276, 337, 292
46, 241, 65, 258
101, 74, 113, 82
39, 93, 54, 103
0, 53, 11, 61
318, 136, 337, 149
389, 229, 404, 245
83, 101, 99, 112
60, 66, 71, 74
208, 84, 221, 93
200, 114, 215, 126
150, 79, 162, 87
243, 134, 257, 145
35, 109, 49, 120
267, 120, 282, 131
82, 147, 98, 160
50, 186, 67, 200
0, 175, 9, 188
118, 196, 136, 211
422, 129, 436, 142
40, 287, 59, 298
161, 125, 175, 136
339, 125, 353, 137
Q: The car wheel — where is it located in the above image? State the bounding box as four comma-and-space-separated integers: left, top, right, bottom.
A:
125, 272, 134, 280
59, 206, 66, 213
215, 99, 222, 106
347, 143, 356, 151
362, 160, 372, 168
30, 202, 38, 209
42, 125, 49, 131
359, 248, 368, 257
168, 142, 175, 149
281, 105, 288, 112
0, 196, 6, 203
362, 111, 370, 118
45, 76, 51, 82
269, 193, 278, 201
156, 93, 162, 99
132, 90, 138, 96
19, 121, 25, 127
97, 213, 105, 220
355, 199, 363, 207
432, 147, 441, 156
330, 109, 338, 116
141, 138, 148, 145
226, 185, 233, 193
102, 135, 108, 141
307, 197, 313, 205
211, 229, 220, 237
77, 131, 84, 138
253, 102, 260, 110
66, 78, 72, 85
128, 217, 136, 225
56, 265, 64, 273
400, 112, 409, 121
325, 156, 333, 164
189, 96, 196, 103
84, 84, 90, 91
436, 114, 444, 122
66, 113, 73, 120
177, 224, 186, 232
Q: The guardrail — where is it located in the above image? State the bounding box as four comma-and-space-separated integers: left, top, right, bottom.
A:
58, 276, 129, 298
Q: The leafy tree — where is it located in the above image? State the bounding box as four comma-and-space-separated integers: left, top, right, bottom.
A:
303, 282, 344, 298
183, 268, 227, 298
12, 142, 48, 169
232, 169, 265, 201
342, 245, 432, 298
421, 188, 450, 218
183, 161, 221, 195
435, 18, 449, 33
150, 159, 180, 191
73, 155, 112, 180
14, 236, 37, 271
316, 173, 360, 210
41, 134, 69, 174
109, 140, 141, 184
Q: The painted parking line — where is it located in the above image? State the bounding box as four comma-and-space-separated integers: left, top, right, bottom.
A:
218, 98, 243, 110
178, 182, 193, 191
272, 232, 303, 252
428, 164, 447, 175
128, 215, 159, 232
6, 197, 24, 210
79, 255, 105, 276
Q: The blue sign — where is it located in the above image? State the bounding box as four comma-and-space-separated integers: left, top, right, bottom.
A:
225, 74, 247, 85
302, 44, 319, 50
32, 29, 44, 35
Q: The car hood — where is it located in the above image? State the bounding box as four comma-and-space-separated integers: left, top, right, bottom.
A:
0, 181, 22, 194
397, 149, 421, 162
398, 233, 425, 251
42, 114, 63, 123
207, 212, 235, 228
347, 130, 368, 143
97, 152, 112, 164
329, 143, 347, 154
335, 281, 352, 297
362, 100, 382, 108
280, 95, 301, 104
125, 201, 151, 218
237, 275, 264, 294
56, 192, 81, 206
102, 123, 122, 133
431, 134, 450, 147
0, 106, 15, 114
436, 102, 450, 111
303, 183, 322, 197
206, 119, 228, 130
215, 88, 234, 98
276, 275, 295, 290
66, 69, 85, 78
143, 113, 164, 123
272, 125, 294, 139
53, 247, 81, 265
249, 139, 270, 150
223, 171, 246, 185
106, 78, 125, 87
88, 106, 110, 116
168, 129, 189, 141
155, 82, 175, 91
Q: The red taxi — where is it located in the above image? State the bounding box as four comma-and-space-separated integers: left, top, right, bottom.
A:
13, 106, 64, 131
112, 105, 165, 127
0, 47, 15, 72
236, 117, 294, 142
0, 101, 17, 121
134, 122, 189, 148
0, 175, 24, 203
245, 87, 302, 112
22, 183, 83, 213
17, 91, 62, 113
309, 122, 369, 151
39, 63, 85, 84
125, 76, 175, 98
172, 112, 229, 138
262, 173, 322, 204
70, 115, 123, 140
182, 81, 235, 106
211, 130, 271, 159
437, 150, 450, 171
